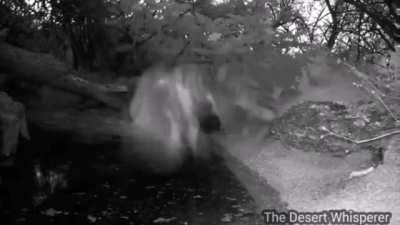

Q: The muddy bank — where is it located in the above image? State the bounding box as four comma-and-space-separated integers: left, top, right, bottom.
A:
0, 125, 287, 225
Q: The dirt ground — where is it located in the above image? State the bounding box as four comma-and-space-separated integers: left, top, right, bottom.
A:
217, 134, 400, 224
216, 62, 400, 224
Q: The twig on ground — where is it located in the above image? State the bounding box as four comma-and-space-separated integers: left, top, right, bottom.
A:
320, 126, 400, 144
348, 166, 375, 179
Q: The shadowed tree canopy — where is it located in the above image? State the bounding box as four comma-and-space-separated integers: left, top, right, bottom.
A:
0, 0, 399, 111
258, 0, 399, 60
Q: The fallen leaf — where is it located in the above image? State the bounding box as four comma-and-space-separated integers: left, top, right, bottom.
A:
87, 215, 97, 223
153, 217, 177, 223
42, 208, 62, 217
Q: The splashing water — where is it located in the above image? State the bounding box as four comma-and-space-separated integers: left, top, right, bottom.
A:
122, 64, 221, 173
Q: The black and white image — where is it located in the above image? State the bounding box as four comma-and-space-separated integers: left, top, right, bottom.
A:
0, 0, 399, 224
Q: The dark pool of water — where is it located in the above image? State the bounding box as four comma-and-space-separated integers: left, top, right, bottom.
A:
0, 125, 263, 225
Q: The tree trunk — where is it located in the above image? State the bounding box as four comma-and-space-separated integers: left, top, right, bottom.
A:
326, 25, 339, 50
324, 0, 341, 50
0, 41, 125, 110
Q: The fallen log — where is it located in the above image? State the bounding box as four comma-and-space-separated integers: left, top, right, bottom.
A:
0, 41, 126, 109
27, 108, 131, 144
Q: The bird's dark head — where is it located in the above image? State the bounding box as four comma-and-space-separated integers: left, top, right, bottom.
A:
199, 113, 222, 134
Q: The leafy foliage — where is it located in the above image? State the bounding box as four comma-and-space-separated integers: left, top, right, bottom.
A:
2, 0, 398, 92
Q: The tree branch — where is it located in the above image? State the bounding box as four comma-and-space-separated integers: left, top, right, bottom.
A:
344, 0, 400, 43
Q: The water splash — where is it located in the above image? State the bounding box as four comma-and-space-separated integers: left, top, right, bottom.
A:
122, 64, 221, 173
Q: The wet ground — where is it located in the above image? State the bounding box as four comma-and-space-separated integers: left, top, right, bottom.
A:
0, 125, 270, 225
